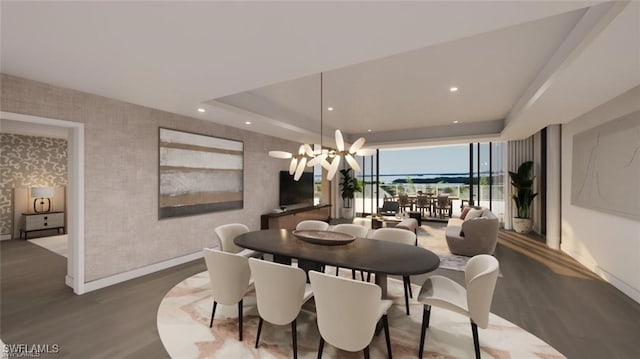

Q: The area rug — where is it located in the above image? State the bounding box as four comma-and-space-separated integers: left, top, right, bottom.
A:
27, 234, 68, 257
157, 271, 565, 358
416, 222, 478, 272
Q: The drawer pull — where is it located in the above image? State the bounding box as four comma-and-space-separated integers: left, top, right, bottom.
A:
44, 223, 48, 226
44, 216, 48, 220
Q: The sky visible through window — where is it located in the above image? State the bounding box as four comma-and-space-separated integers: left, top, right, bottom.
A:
379, 145, 469, 175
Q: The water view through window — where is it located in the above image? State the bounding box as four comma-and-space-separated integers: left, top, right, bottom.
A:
351, 143, 505, 223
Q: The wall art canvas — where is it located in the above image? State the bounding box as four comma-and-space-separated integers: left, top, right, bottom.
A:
571, 111, 640, 221
159, 128, 243, 219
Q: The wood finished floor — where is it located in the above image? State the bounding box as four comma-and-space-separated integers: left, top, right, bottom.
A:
2, 231, 640, 359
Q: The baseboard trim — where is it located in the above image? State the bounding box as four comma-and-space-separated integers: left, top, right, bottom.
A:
562, 246, 640, 304
594, 267, 640, 304
82, 251, 204, 294
1, 234, 12, 241
65, 275, 74, 288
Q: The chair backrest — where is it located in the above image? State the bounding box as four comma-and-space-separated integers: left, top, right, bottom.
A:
416, 195, 429, 207
464, 254, 499, 328
380, 201, 399, 214
296, 220, 329, 231
331, 223, 369, 238
368, 227, 415, 245
309, 271, 382, 352
398, 194, 409, 205
203, 248, 251, 305
352, 217, 370, 227
437, 195, 450, 207
214, 223, 249, 253
248, 258, 309, 325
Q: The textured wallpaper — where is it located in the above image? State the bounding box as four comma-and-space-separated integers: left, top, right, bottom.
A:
0, 133, 68, 235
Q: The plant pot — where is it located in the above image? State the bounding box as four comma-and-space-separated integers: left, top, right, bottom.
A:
341, 207, 355, 220
512, 217, 533, 234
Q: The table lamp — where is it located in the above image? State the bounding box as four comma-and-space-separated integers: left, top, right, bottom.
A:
31, 186, 54, 213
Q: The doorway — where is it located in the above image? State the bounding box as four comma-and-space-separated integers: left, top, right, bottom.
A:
0, 111, 85, 294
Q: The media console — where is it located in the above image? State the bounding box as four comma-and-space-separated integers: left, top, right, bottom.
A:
260, 204, 331, 230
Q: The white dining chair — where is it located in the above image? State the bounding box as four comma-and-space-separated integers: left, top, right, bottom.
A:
417, 254, 499, 359
368, 227, 417, 315
309, 270, 393, 359
330, 224, 370, 279
203, 248, 253, 341
249, 258, 313, 359
295, 220, 330, 231
214, 223, 261, 258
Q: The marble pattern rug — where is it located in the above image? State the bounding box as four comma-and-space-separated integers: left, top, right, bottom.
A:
27, 234, 68, 257
157, 271, 565, 358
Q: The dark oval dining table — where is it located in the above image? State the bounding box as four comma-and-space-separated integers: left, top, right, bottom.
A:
234, 229, 440, 298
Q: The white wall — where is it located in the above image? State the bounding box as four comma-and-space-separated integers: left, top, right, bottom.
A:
561, 85, 640, 303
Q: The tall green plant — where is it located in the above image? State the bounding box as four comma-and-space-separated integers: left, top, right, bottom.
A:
339, 168, 363, 208
509, 161, 538, 219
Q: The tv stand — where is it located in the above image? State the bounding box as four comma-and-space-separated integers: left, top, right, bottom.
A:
261, 204, 331, 230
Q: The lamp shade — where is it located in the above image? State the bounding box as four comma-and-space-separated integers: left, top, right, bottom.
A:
31, 186, 54, 198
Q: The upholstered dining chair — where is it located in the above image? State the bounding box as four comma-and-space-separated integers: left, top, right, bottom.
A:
368, 227, 417, 315
416, 195, 431, 216
417, 254, 499, 359
331, 224, 370, 279
203, 248, 253, 341
295, 220, 330, 231
214, 223, 261, 258
398, 194, 411, 213
309, 271, 393, 359
249, 258, 314, 359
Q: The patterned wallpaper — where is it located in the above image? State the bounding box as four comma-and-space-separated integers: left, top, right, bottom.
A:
0, 133, 67, 235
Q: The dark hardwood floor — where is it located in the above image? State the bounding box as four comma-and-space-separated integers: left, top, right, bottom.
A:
2, 230, 640, 358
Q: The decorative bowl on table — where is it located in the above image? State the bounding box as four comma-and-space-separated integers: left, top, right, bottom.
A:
292, 230, 356, 246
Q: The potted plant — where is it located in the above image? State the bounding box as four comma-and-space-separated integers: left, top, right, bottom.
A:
339, 168, 363, 219
509, 161, 538, 233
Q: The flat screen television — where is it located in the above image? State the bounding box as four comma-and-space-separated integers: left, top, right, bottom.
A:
279, 171, 314, 206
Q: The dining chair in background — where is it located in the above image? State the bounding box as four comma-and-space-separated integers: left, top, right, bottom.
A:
203, 248, 253, 341
331, 224, 370, 279
398, 194, 411, 212
416, 195, 431, 217
417, 254, 499, 359
309, 271, 393, 359
368, 228, 417, 315
434, 195, 452, 219
249, 258, 314, 359
295, 220, 329, 231
214, 223, 262, 258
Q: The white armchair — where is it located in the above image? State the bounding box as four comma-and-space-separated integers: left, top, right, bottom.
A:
417, 254, 499, 358
309, 270, 393, 358
295, 220, 330, 231
202, 248, 253, 341
214, 223, 261, 258
249, 258, 313, 359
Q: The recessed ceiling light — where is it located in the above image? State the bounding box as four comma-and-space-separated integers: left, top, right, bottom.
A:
244, 121, 251, 125
197, 108, 206, 113
449, 87, 458, 92
327, 107, 334, 111
453, 120, 459, 124
367, 129, 372, 132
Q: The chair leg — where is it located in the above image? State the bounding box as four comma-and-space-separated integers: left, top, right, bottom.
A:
402, 277, 410, 315
238, 299, 243, 341
317, 337, 324, 359
363, 346, 370, 359
335, 267, 340, 276
471, 321, 481, 359
418, 305, 431, 359
255, 317, 263, 348
406, 276, 413, 298
360, 270, 365, 281
352, 269, 356, 280
382, 314, 392, 358
292, 319, 298, 359
366, 272, 371, 282
209, 301, 217, 328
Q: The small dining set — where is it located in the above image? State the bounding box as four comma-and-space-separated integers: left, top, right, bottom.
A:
205, 220, 500, 359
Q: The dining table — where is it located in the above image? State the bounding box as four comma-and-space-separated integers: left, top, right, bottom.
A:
234, 229, 440, 298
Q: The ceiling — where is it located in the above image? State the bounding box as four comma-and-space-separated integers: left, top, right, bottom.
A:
2, 1, 638, 148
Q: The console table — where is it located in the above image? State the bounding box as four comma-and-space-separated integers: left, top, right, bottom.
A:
19, 212, 65, 239
261, 204, 331, 230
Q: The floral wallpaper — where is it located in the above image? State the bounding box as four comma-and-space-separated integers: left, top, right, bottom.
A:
0, 133, 67, 235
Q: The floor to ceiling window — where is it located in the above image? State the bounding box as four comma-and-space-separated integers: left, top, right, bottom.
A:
353, 142, 505, 223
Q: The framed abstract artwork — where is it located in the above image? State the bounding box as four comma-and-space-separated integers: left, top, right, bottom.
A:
158, 128, 244, 219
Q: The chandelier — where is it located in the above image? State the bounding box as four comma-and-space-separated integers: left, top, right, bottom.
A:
268, 73, 374, 181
